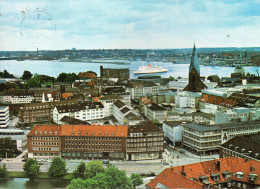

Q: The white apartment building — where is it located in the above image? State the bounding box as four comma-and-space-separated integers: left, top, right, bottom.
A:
0, 94, 34, 104
0, 106, 10, 128
53, 102, 104, 124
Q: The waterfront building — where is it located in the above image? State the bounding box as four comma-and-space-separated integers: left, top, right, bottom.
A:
53, 101, 104, 124
0, 106, 10, 128
146, 157, 260, 189
183, 121, 260, 155
220, 133, 260, 161
184, 44, 207, 92
100, 66, 129, 81
127, 121, 164, 160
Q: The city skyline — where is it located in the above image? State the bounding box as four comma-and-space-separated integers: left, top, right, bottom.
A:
0, 0, 260, 51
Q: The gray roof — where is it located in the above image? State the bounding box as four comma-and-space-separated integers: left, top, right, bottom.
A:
0, 106, 8, 110
164, 121, 187, 127
56, 102, 104, 113
186, 120, 260, 131
121, 107, 131, 114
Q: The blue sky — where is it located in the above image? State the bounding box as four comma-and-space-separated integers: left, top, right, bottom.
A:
0, 0, 259, 50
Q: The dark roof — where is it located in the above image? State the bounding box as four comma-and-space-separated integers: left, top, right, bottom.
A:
56, 101, 104, 113
120, 106, 131, 114
100, 95, 121, 100
60, 116, 90, 125
125, 112, 142, 121
128, 121, 162, 134
186, 120, 260, 131
114, 100, 125, 109
164, 121, 187, 127
221, 133, 260, 160
147, 103, 166, 111
127, 80, 157, 88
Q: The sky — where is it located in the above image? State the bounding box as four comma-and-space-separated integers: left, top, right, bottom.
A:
0, 0, 260, 51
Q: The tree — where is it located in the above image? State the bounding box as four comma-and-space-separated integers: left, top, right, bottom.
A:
56, 73, 67, 82
48, 157, 67, 177
84, 160, 104, 179
65, 73, 79, 84
22, 70, 33, 81
130, 173, 144, 187
67, 178, 86, 189
0, 164, 8, 177
23, 159, 39, 176
28, 163, 40, 176
73, 161, 86, 179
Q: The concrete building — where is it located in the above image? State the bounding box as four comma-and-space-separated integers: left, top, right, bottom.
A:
162, 121, 185, 146
0, 106, 10, 128
0, 129, 29, 151
183, 121, 260, 155
145, 102, 167, 123
175, 91, 201, 109
126, 80, 158, 99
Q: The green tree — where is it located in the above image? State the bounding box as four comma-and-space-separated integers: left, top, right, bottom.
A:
67, 178, 86, 189
73, 161, 86, 179
23, 159, 39, 176
22, 70, 33, 81
85, 160, 104, 179
65, 73, 79, 84
0, 164, 8, 177
130, 173, 144, 187
56, 73, 67, 82
28, 163, 40, 176
48, 157, 67, 177
168, 76, 174, 81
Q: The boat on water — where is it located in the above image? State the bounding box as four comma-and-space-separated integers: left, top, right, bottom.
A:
133, 64, 168, 74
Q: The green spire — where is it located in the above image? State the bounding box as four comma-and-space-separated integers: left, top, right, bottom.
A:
189, 43, 200, 74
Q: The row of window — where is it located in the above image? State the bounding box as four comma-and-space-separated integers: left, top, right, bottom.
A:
32, 137, 59, 140
32, 142, 59, 146
32, 147, 59, 151
65, 146, 121, 150
65, 136, 121, 140
65, 141, 121, 146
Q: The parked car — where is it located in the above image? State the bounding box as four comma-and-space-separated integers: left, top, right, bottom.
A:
180, 150, 185, 154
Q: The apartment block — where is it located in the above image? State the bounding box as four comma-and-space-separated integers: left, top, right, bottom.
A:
0, 106, 10, 128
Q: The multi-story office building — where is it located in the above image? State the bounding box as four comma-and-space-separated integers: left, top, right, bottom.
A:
127, 121, 164, 160
162, 121, 185, 146
100, 66, 129, 81
0, 106, 10, 128
53, 101, 104, 124
27, 124, 128, 160
175, 91, 201, 109
183, 121, 260, 155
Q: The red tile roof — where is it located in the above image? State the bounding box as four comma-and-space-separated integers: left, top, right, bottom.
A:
27, 125, 62, 136
200, 94, 236, 108
146, 157, 260, 189
60, 125, 128, 137
62, 93, 73, 99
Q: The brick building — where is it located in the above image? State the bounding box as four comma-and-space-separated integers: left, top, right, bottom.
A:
27, 124, 128, 160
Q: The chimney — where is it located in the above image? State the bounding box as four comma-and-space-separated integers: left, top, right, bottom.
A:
216, 160, 220, 171
181, 166, 186, 176
100, 66, 103, 77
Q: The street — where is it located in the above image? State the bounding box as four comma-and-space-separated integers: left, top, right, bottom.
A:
0, 144, 218, 176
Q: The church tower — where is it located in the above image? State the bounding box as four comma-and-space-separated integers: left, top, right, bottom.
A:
184, 44, 207, 92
